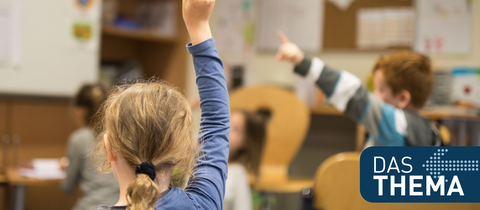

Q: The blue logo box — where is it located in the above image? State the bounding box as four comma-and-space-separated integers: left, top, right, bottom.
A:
360, 147, 480, 202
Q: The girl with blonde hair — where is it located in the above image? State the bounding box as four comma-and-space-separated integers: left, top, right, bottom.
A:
95, 0, 230, 209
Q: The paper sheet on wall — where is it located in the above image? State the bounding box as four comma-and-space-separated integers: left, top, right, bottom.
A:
0, 2, 21, 67
215, 0, 255, 53
415, 0, 471, 55
257, 0, 323, 52
357, 8, 415, 49
328, 0, 354, 11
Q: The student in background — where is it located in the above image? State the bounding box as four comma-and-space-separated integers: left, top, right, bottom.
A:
190, 98, 266, 210
94, 0, 230, 209
225, 110, 266, 210
276, 32, 441, 147
61, 84, 120, 210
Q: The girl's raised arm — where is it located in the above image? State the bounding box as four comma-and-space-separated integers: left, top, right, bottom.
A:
183, 1, 230, 209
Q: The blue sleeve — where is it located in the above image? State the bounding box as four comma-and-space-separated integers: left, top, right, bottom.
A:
185, 38, 230, 210
375, 104, 407, 146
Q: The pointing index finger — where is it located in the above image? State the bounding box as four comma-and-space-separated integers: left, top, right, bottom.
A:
278, 31, 290, 44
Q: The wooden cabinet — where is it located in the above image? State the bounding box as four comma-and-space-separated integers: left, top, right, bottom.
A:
101, 0, 189, 91
0, 102, 7, 173
0, 99, 78, 210
0, 102, 6, 136
0, 102, 6, 210
9, 101, 76, 163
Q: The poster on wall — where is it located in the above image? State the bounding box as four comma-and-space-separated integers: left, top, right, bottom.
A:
67, 0, 100, 53
415, 0, 472, 55
67, 18, 99, 53
215, 0, 255, 53
257, 0, 323, 52
0, 2, 22, 68
74, 0, 95, 11
451, 68, 480, 107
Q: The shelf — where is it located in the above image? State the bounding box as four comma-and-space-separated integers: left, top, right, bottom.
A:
102, 26, 177, 43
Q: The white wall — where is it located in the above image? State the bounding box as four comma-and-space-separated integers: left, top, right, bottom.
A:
186, 0, 480, 99
0, 0, 101, 97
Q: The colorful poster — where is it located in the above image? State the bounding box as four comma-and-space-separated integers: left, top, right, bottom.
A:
215, 0, 255, 53
75, 0, 95, 11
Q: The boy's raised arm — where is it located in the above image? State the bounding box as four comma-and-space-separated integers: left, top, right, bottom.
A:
183, 0, 231, 209
276, 32, 408, 147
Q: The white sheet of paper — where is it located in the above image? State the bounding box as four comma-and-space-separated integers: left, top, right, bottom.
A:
328, 0, 354, 11
0, 2, 21, 66
257, 0, 324, 52
32, 159, 61, 171
215, 0, 254, 52
415, 0, 471, 55
357, 7, 414, 49
18, 159, 65, 180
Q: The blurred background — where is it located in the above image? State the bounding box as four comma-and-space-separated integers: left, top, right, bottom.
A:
0, 0, 479, 209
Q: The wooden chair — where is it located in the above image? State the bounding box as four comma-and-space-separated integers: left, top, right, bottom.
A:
230, 86, 312, 193
312, 152, 480, 210
439, 125, 451, 146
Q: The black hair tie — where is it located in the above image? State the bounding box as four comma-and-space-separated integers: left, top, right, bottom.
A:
135, 162, 156, 181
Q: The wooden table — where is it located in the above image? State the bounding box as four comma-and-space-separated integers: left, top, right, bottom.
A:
311, 105, 480, 121
0, 174, 6, 210
421, 108, 480, 146
311, 105, 480, 147
421, 110, 480, 121
6, 167, 63, 210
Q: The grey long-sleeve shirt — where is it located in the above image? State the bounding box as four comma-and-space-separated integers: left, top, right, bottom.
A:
62, 127, 120, 210
295, 57, 442, 147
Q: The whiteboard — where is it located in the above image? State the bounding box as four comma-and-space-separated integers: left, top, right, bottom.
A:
0, 0, 101, 97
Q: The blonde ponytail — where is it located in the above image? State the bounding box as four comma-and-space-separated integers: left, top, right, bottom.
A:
93, 81, 200, 208
126, 174, 160, 210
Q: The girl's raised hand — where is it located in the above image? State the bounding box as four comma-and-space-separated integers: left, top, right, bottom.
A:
182, 0, 215, 45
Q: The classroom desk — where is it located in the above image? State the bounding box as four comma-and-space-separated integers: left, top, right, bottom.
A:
0, 175, 6, 210
420, 109, 480, 121
311, 105, 480, 120
310, 105, 480, 146
421, 109, 480, 146
6, 167, 62, 210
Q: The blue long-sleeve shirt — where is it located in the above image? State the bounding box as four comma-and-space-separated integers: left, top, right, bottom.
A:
98, 38, 230, 210
158, 38, 230, 210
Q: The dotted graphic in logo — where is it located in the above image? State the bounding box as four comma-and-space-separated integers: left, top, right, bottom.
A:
422, 149, 479, 181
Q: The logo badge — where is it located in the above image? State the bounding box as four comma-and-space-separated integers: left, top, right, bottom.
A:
361, 147, 480, 202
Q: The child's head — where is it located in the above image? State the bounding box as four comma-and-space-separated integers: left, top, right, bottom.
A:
372, 51, 433, 111
229, 110, 266, 175
73, 84, 108, 128
94, 81, 199, 210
